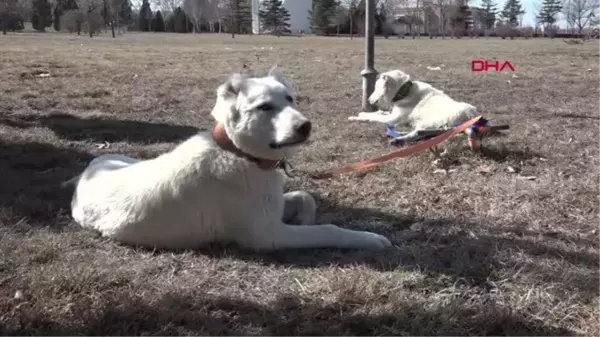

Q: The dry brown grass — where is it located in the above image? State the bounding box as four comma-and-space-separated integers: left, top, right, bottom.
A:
0, 32, 598, 336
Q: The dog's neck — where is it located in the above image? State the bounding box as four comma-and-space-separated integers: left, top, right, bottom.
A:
391, 80, 413, 103
212, 124, 281, 171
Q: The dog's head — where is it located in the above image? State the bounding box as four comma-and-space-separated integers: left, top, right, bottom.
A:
369, 70, 412, 105
211, 65, 311, 161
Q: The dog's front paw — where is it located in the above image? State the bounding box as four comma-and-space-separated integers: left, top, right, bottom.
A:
389, 138, 405, 147
348, 112, 369, 121
348, 115, 364, 121
360, 231, 393, 250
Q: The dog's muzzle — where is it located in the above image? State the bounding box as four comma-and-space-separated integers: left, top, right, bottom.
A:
368, 92, 382, 105
269, 121, 312, 149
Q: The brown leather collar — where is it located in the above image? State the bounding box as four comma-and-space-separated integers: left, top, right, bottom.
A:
212, 124, 281, 170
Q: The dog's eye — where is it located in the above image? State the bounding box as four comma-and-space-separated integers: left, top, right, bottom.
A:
257, 103, 275, 112
285, 95, 293, 104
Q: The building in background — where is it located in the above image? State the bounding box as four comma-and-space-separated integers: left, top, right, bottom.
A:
252, 0, 313, 34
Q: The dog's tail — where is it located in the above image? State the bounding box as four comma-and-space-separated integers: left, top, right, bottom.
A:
60, 174, 82, 189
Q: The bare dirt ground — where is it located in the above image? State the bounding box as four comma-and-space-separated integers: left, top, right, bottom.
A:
0, 32, 598, 335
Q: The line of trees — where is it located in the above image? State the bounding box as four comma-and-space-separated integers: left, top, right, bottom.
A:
1, 0, 597, 37
307, 0, 485, 38
308, 0, 597, 39
0, 0, 133, 36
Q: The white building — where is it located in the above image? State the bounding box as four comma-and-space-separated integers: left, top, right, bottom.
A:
252, 0, 313, 34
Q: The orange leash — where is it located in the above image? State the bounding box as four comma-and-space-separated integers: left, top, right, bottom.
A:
306, 116, 483, 180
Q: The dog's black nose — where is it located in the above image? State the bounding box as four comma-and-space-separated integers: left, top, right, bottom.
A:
296, 121, 312, 138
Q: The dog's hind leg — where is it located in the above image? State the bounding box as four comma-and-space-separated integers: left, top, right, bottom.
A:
282, 191, 316, 226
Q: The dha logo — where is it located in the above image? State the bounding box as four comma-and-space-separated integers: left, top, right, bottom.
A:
471, 60, 516, 72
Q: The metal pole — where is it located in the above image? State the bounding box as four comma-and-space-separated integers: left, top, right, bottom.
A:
361, 0, 377, 112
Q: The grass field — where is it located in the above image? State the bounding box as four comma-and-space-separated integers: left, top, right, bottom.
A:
0, 32, 598, 335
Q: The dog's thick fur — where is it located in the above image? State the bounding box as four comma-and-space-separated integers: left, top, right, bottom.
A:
69, 67, 392, 251
348, 70, 477, 143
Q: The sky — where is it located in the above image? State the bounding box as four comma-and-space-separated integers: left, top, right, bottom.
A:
471, 0, 568, 28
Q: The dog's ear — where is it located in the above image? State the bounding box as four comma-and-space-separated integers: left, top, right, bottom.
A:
217, 73, 248, 97
268, 64, 293, 91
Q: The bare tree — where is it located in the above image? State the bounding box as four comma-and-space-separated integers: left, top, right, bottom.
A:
377, 0, 404, 18
422, 0, 434, 37
433, 0, 451, 37
400, 2, 423, 39
411, 0, 421, 38
333, 4, 348, 37
154, 0, 179, 16
104, 0, 124, 37
77, 0, 103, 37
203, 0, 226, 32
563, 0, 599, 34
377, 0, 405, 37
532, 0, 543, 32
564, 0, 574, 32
182, 0, 226, 32
212, 0, 230, 33
130, 0, 141, 10
182, 0, 202, 31
341, 0, 361, 39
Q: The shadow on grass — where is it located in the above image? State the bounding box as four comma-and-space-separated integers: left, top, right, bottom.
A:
554, 113, 600, 120
0, 111, 201, 228
477, 145, 541, 163
191, 195, 598, 298
0, 141, 93, 231
0, 112, 201, 144
2, 290, 577, 335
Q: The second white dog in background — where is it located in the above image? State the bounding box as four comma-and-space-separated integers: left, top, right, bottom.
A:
348, 69, 478, 146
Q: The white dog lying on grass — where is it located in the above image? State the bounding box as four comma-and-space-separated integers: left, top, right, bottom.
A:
348, 69, 478, 148
67, 66, 392, 251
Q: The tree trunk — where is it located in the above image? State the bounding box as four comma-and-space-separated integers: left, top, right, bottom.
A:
350, 17, 353, 39
231, 15, 235, 38
441, 18, 445, 38
88, 14, 93, 37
